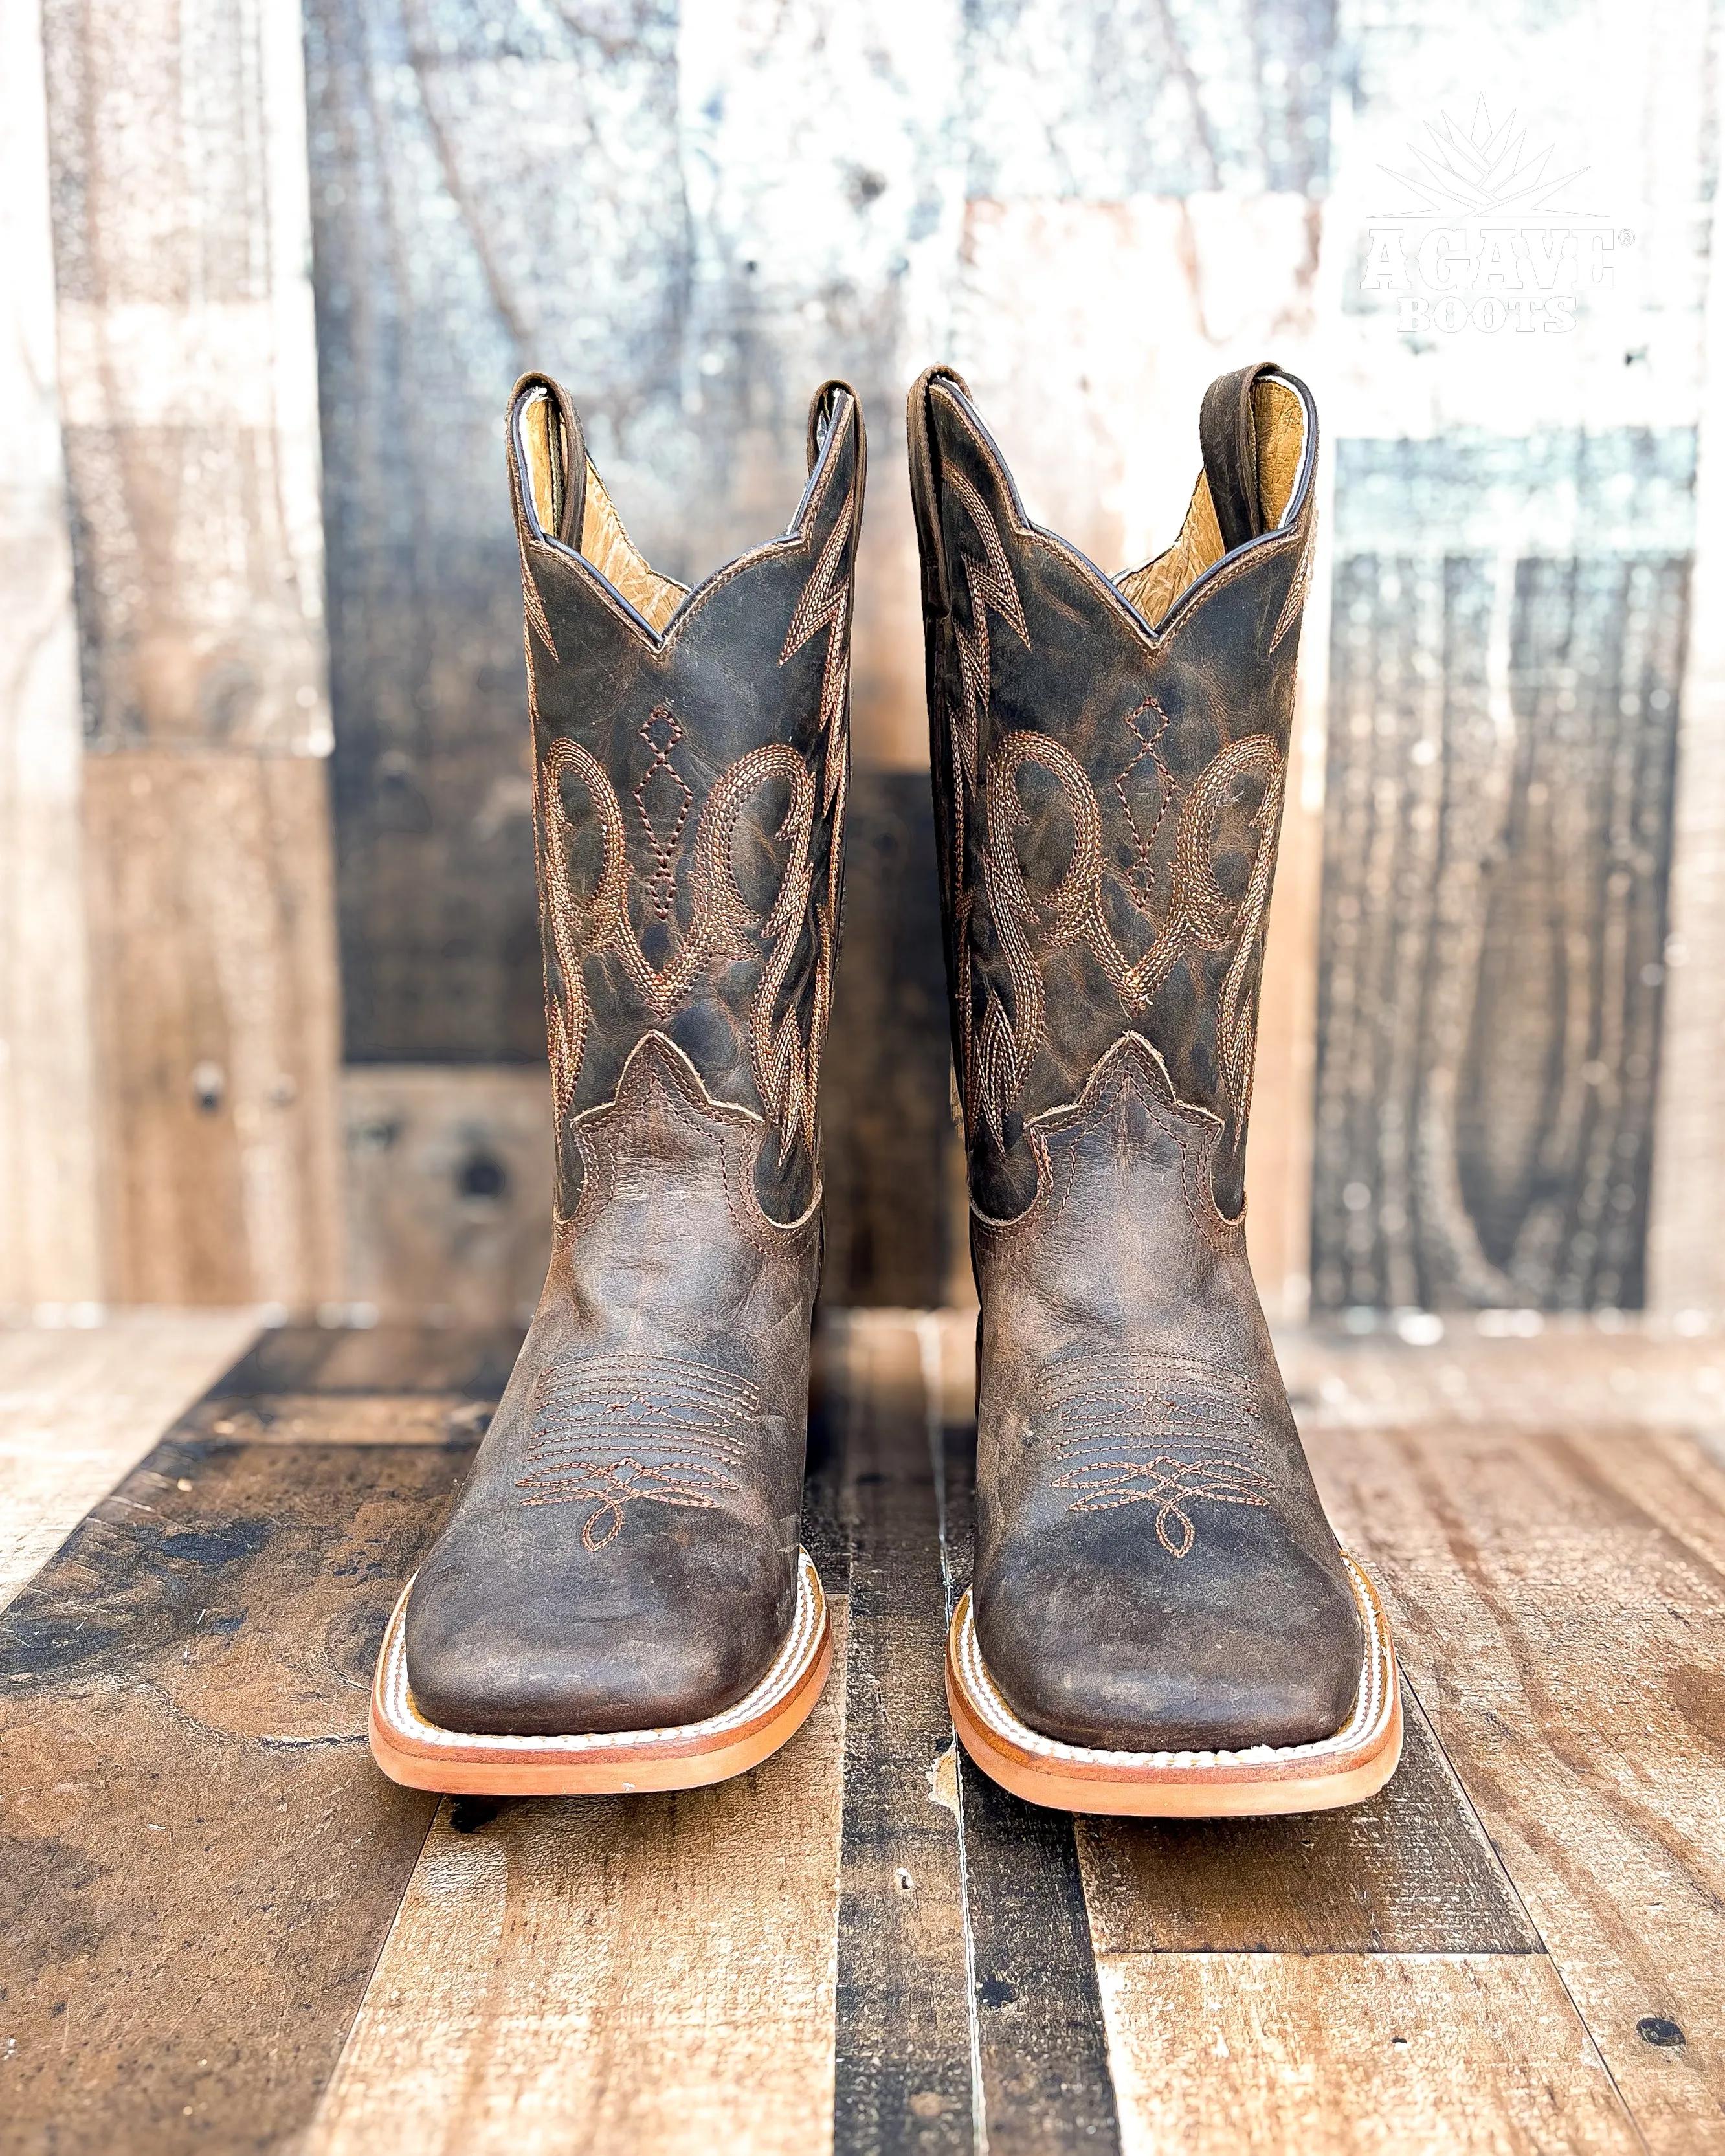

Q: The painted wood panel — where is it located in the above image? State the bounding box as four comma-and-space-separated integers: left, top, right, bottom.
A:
39, 0, 329, 754
1306, 0, 1716, 1311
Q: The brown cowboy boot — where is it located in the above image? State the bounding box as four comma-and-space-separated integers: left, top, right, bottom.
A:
910, 362, 1400, 1815
370, 373, 864, 1795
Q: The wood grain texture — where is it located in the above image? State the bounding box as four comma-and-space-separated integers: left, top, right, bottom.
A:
0, 1433, 462, 2155
1077, 1685, 1539, 1957
0, 0, 102, 1311
303, 0, 958, 1067
0, 1311, 259, 1608
39, 0, 328, 753
1311, 509, 1688, 1314
1309, 1408, 1725, 2150
81, 753, 344, 1306
1649, 122, 1725, 1323
37, 0, 344, 1311
342, 1065, 554, 1326
216, 1319, 524, 1399
821, 775, 958, 1307
179, 1390, 491, 1447
832, 1317, 975, 2154
929, 1384, 1121, 2155
1096, 1952, 1638, 2156
306, 1603, 849, 2156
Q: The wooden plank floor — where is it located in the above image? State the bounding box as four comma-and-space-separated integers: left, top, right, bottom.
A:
3, 1311, 1725, 2153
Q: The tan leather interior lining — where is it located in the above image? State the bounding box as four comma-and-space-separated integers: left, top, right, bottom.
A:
521, 389, 689, 633
522, 393, 564, 538
1116, 377, 1306, 628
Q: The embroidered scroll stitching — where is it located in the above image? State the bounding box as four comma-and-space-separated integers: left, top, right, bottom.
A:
1115, 698, 1175, 911
940, 471, 1032, 1146
1269, 513, 1314, 654
634, 705, 694, 921
969, 728, 1285, 1143
533, 475, 854, 1169
538, 735, 827, 1164
775, 474, 858, 1163
515, 1355, 759, 1550
1043, 1356, 1273, 1557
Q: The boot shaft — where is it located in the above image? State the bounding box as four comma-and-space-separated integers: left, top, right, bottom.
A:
909, 362, 1317, 1221
506, 373, 865, 1226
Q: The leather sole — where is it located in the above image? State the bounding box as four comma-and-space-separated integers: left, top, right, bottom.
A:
368, 1548, 832, 1796
946, 1550, 1401, 1817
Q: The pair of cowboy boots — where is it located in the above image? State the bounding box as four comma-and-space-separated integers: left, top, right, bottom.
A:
368, 361, 1401, 1816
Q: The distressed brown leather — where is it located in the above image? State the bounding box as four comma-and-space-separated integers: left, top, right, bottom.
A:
405, 373, 863, 1736
910, 362, 1362, 1751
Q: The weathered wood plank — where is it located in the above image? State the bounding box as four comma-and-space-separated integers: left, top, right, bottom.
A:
342, 1065, 554, 1327
928, 1369, 1122, 2155
0, 0, 102, 1312
1649, 109, 1725, 1324
0, 1433, 463, 2155
832, 1316, 975, 2153
1096, 1952, 1639, 2155
822, 775, 958, 1307
1279, 1326, 1725, 1443
180, 1391, 489, 1447
40, 0, 329, 753
0, 1311, 259, 1608
1309, 1409, 1725, 2150
1077, 1685, 1539, 1957
306, 1603, 849, 2156
39, 0, 344, 1310
216, 1320, 524, 1399
80, 753, 344, 1306
1309, 0, 1712, 1317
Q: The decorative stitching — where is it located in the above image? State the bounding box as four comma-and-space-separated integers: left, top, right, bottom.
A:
515, 1355, 758, 1550
968, 729, 1285, 1144
538, 734, 831, 1164
970, 1034, 1245, 1251
1041, 1355, 1273, 1556
563, 1036, 818, 1250
1115, 697, 1174, 910
781, 479, 856, 798
1269, 510, 1315, 654
634, 705, 694, 920
940, 468, 1032, 1144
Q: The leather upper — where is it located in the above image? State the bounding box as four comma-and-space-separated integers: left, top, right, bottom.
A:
405, 377, 863, 1737
911, 363, 1363, 1753
911, 365, 1314, 1224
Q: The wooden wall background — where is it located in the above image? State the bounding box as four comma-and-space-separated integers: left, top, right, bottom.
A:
5, 0, 1725, 1324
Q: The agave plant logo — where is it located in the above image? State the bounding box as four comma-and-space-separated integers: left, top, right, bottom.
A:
1361, 96, 1622, 336
1378, 97, 1591, 219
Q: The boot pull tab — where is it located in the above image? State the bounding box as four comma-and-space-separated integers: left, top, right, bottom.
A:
509, 372, 588, 550
1198, 361, 1280, 557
